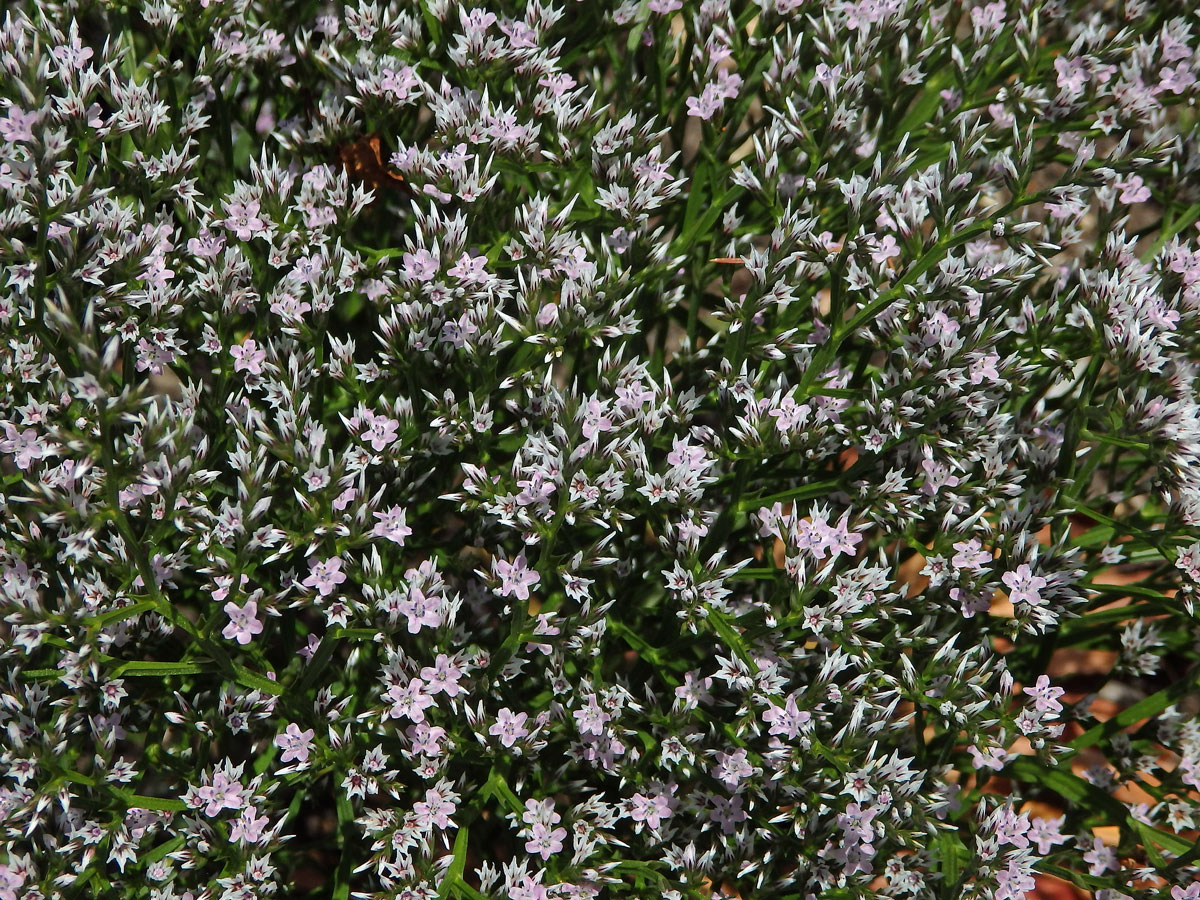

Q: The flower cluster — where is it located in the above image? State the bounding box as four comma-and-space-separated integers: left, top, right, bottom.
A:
2, 1, 1200, 900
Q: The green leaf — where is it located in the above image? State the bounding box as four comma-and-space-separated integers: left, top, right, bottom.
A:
111, 790, 187, 813
737, 478, 839, 511
331, 627, 382, 641
143, 835, 185, 864
233, 664, 282, 696
455, 883, 490, 900
682, 159, 710, 246
87, 599, 159, 628
705, 605, 755, 669
1070, 524, 1115, 549
936, 828, 968, 898
670, 179, 747, 260
731, 567, 780, 580
608, 618, 666, 669
893, 67, 954, 140
333, 792, 355, 900
1140, 199, 1200, 263
624, 0, 652, 55
438, 825, 470, 900
1070, 674, 1198, 751
482, 768, 525, 818
1009, 757, 1192, 856
111, 660, 209, 678
295, 633, 339, 697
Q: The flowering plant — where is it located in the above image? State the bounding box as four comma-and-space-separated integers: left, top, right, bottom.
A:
2, 1, 1200, 899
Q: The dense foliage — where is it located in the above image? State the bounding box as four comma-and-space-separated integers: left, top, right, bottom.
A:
1, 1, 1200, 899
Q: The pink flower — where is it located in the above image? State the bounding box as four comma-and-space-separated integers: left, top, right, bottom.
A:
953, 587, 990, 618
489, 707, 530, 747
407, 722, 447, 756
298, 633, 320, 661
274, 722, 316, 764
0, 423, 51, 470
629, 792, 673, 829
1159, 64, 1197, 95
580, 399, 613, 439
970, 1, 1005, 34
414, 786, 457, 829
921, 458, 961, 496
493, 553, 541, 601
1115, 175, 1150, 204
230, 339, 267, 375
223, 200, 266, 240
686, 88, 724, 120
1083, 837, 1116, 875
762, 694, 812, 739
302, 557, 347, 597
361, 412, 400, 451
229, 805, 270, 844
709, 794, 747, 835
332, 487, 358, 511
510, 874, 549, 900
952, 538, 991, 573
197, 771, 245, 816
1027, 816, 1068, 855
420, 654, 465, 697
402, 248, 438, 282
870, 234, 900, 264
397, 587, 442, 634
573, 695, 611, 736
447, 252, 489, 286
0, 107, 37, 144
525, 821, 567, 859
372, 506, 412, 545
385, 677, 436, 723
1024, 675, 1065, 715
0, 862, 25, 900
222, 599, 263, 645
1002, 564, 1048, 606
712, 748, 754, 789
793, 508, 862, 560
714, 68, 743, 101
967, 742, 1009, 771
1054, 56, 1088, 97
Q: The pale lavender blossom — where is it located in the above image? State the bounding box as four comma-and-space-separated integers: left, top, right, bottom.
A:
302, 557, 347, 597
274, 723, 315, 764
489, 708, 530, 747
222, 599, 264, 645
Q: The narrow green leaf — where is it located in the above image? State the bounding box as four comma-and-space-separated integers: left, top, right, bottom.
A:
706, 606, 755, 669
937, 829, 965, 896
87, 599, 159, 628
295, 633, 340, 697
731, 567, 780, 580
116, 791, 187, 813
112, 660, 209, 678
483, 769, 525, 818
893, 67, 954, 140
233, 664, 282, 696
143, 835, 185, 864
682, 159, 710, 243
673, 184, 746, 255
333, 792, 355, 900
1070, 674, 1197, 751
455, 883, 489, 900
438, 825, 470, 900
1010, 757, 1192, 856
